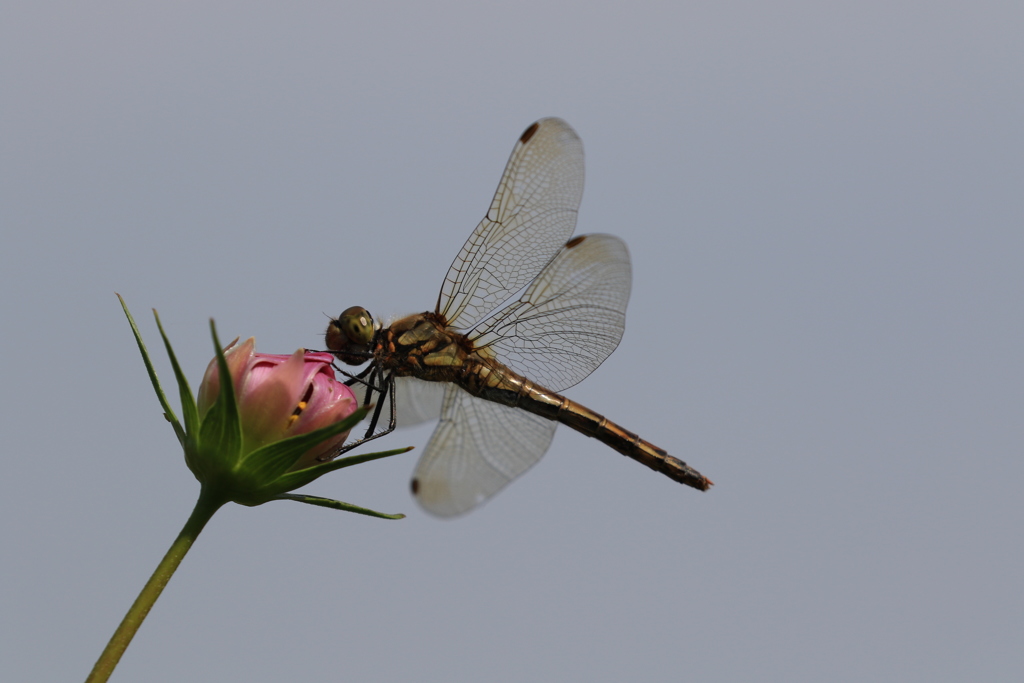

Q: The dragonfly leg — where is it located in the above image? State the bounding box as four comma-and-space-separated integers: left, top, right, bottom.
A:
335, 363, 383, 440
339, 364, 374, 390
364, 369, 390, 436
330, 371, 397, 457
387, 372, 396, 432
357, 366, 396, 440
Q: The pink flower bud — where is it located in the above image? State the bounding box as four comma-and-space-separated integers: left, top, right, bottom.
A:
198, 339, 358, 469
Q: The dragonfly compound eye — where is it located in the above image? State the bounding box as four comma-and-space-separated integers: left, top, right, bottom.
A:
338, 306, 374, 345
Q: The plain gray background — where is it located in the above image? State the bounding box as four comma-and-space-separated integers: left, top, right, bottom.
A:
2, 2, 1021, 681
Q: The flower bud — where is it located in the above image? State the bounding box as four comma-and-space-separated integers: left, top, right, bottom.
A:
197, 339, 358, 471
120, 296, 406, 517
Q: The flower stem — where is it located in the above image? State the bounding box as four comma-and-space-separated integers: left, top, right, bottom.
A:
85, 487, 226, 683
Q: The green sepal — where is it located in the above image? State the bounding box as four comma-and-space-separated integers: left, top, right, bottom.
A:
118, 294, 185, 446
195, 322, 243, 473
248, 446, 413, 504
153, 309, 199, 450
272, 446, 414, 494
237, 406, 372, 485
274, 493, 405, 520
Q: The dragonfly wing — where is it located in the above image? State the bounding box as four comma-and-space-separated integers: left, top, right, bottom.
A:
347, 374, 444, 430
437, 118, 585, 330
471, 233, 631, 392
392, 376, 445, 427
412, 385, 557, 517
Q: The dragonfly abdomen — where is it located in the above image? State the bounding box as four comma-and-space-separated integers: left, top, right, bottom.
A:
554, 394, 712, 492
460, 361, 712, 492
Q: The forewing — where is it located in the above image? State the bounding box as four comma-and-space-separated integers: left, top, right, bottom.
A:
437, 118, 585, 330
412, 385, 557, 517
470, 233, 631, 392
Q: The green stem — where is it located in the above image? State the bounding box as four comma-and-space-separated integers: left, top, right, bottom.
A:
85, 487, 226, 683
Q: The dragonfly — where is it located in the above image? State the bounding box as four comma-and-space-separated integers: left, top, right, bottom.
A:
325, 118, 711, 516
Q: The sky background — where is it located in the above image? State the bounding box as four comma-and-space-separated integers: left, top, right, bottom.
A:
2, 2, 1022, 681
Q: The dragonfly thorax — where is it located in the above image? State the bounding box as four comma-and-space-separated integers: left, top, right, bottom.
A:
379, 312, 473, 381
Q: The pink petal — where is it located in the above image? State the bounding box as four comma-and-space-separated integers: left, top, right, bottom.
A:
197, 337, 254, 416
237, 349, 307, 447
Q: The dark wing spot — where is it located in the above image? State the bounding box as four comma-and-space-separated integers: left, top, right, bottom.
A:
565, 235, 587, 248
519, 121, 540, 143
411, 478, 420, 494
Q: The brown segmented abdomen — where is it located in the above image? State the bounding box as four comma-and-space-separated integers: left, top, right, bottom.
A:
457, 360, 712, 492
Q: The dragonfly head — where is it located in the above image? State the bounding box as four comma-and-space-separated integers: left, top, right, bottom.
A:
325, 306, 377, 366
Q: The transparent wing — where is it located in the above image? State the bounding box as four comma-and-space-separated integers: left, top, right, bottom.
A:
412, 385, 558, 517
349, 374, 445, 429
392, 376, 445, 427
470, 233, 631, 392
437, 118, 585, 331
